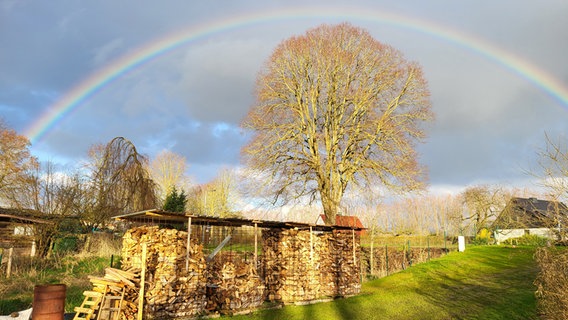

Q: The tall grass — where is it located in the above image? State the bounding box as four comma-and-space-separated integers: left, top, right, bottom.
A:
0, 233, 121, 314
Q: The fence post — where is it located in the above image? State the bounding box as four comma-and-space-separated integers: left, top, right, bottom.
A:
6, 247, 13, 278
427, 237, 430, 261
30, 240, 36, 257
407, 240, 411, 267
444, 230, 447, 254
370, 230, 374, 276
385, 244, 389, 276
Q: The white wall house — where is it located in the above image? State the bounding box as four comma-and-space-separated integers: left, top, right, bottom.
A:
492, 197, 567, 244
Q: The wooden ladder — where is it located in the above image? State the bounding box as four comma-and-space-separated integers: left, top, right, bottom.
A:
96, 287, 126, 320
73, 290, 104, 320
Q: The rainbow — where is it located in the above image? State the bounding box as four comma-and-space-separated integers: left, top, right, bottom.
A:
24, 6, 568, 143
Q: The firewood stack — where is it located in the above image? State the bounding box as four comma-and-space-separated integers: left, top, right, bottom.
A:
262, 228, 361, 303
206, 251, 265, 313
121, 226, 207, 319
329, 231, 361, 296
86, 267, 141, 320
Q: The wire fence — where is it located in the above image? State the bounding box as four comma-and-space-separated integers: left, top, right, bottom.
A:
360, 233, 454, 279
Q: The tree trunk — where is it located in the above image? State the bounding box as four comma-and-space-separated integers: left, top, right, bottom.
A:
322, 198, 338, 225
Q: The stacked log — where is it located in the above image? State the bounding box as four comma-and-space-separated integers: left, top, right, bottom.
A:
262, 228, 361, 303
206, 251, 265, 313
330, 231, 361, 297
83, 267, 140, 320
121, 226, 207, 319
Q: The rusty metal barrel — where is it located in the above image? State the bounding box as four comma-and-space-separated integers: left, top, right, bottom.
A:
31, 284, 67, 320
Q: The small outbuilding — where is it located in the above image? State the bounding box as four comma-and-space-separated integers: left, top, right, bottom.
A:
316, 214, 366, 236
0, 207, 51, 257
492, 197, 568, 244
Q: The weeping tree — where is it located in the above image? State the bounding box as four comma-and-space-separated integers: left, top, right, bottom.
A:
82, 137, 158, 233
241, 23, 433, 225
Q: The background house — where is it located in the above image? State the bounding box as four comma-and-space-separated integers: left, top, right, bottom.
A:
492, 197, 568, 244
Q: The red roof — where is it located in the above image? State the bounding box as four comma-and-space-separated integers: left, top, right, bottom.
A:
319, 214, 364, 229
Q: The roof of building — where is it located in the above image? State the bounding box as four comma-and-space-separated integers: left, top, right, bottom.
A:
317, 214, 365, 229
0, 207, 52, 225
493, 197, 568, 229
114, 209, 366, 232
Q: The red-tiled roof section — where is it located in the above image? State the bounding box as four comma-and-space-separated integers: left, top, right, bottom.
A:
319, 214, 365, 228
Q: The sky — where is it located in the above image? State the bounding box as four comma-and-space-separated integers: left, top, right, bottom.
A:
1, 0, 567, 196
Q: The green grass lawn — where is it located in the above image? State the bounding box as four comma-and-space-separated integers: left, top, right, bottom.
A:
1, 246, 538, 319
231, 246, 539, 320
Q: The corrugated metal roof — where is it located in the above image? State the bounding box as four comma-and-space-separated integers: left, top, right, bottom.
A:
114, 209, 365, 231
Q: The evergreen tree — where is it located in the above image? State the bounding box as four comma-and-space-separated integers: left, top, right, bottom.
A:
163, 186, 187, 212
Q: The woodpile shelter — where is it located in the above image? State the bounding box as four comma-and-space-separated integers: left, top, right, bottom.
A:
104, 209, 364, 319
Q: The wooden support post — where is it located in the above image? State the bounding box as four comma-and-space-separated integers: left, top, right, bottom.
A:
352, 229, 356, 265
254, 223, 258, 265
138, 243, 147, 320
6, 247, 13, 278
309, 226, 313, 262
186, 217, 192, 272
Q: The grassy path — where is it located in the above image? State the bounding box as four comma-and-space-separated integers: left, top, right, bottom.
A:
230, 246, 538, 320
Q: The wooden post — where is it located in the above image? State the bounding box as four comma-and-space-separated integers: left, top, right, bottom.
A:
138, 243, 147, 320
186, 217, 192, 272
30, 240, 36, 257
254, 223, 258, 265
352, 229, 356, 266
309, 226, 313, 262
6, 247, 13, 278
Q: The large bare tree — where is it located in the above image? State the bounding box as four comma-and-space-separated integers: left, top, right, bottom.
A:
187, 169, 239, 217
537, 134, 568, 202
462, 185, 505, 235
241, 23, 433, 225
147, 149, 190, 203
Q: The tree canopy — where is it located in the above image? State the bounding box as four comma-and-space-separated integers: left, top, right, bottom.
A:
0, 119, 38, 201
241, 23, 433, 225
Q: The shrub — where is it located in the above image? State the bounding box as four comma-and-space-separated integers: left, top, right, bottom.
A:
503, 234, 549, 246
472, 228, 492, 245
535, 246, 568, 319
